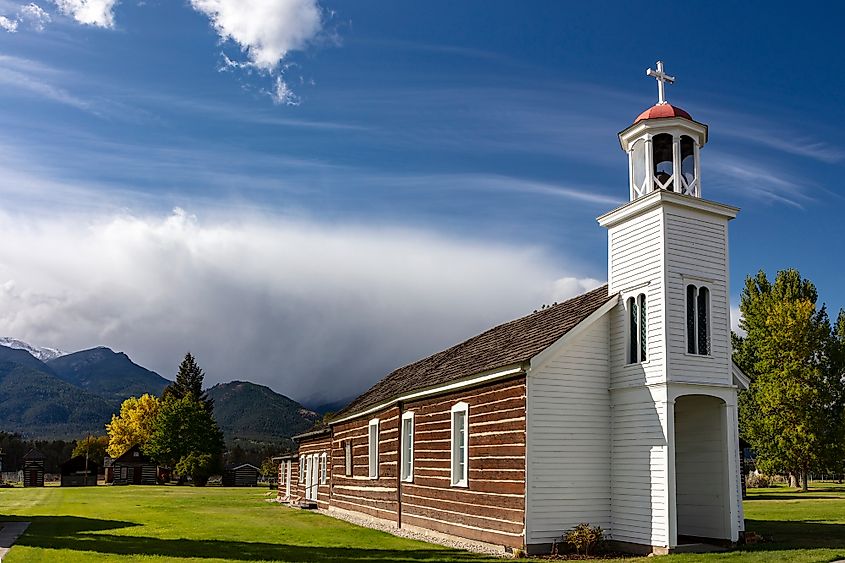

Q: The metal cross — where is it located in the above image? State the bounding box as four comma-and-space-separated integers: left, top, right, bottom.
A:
646, 61, 675, 105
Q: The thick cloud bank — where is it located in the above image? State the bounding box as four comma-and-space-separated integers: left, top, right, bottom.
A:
0, 209, 601, 404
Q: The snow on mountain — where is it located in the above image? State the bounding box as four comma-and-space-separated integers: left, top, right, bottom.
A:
0, 337, 67, 362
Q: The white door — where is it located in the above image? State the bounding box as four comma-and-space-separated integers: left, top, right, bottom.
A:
285, 461, 291, 497
310, 454, 319, 501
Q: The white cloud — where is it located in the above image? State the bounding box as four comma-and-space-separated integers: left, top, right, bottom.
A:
0, 209, 599, 404
731, 305, 745, 337
0, 14, 18, 31
190, 0, 322, 70
51, 0, 116, 28
20, 3, 50, 31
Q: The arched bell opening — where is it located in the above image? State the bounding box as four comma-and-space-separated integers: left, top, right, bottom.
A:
680, 135, 698, 196
652, 133, 674, 191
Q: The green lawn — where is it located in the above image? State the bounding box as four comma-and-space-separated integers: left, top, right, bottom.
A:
1, 483, 844, 562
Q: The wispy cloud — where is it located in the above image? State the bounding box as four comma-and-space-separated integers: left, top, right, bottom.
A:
707, 151, 815, 209
719, 124, 844, 164
0, 54, 92, 111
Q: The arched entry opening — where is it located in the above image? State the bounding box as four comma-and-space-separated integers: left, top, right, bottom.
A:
674, 394, 730, 542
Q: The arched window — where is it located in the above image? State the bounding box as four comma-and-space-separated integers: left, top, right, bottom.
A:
680, 135, 696, 195
652, 133, 674, 191
627, 293, 647, 364
686, 284, 710, 355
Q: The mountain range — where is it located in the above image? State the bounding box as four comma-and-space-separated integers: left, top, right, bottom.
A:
0, 338, 320, 444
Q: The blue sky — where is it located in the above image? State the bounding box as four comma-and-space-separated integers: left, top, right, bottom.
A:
0, 1, 842, 403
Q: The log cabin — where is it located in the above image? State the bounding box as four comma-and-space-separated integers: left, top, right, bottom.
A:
60, 455, 99, 486
22, 448, 45, 487
277, 63, 749, 555
222, 463, 260, 487
111, 445, 157, 485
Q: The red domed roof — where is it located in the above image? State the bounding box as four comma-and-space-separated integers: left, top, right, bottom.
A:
634, 103, 692, 124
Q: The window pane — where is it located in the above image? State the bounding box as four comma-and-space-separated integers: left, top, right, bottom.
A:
402, 418, 413, 480
454, 412, 466, 483
628, 297, 637, 363
638, 294, 647, 362
686, 285, 697, 354
345, 442, 352, 476
698, 287, 710, 355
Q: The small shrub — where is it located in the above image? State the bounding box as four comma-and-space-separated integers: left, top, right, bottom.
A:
555, 523, 605, 556
747, 472, 771, 488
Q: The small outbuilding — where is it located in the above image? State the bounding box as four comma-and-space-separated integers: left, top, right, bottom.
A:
22, 448, 45, 487
60, 455, 99, 487
112, 445, 157, 485
222, 463, 260, 487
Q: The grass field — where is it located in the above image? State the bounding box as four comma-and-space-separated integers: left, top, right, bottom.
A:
1, 483, 845, 562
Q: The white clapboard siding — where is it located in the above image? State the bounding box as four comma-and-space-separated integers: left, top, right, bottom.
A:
607, 207, 665, 388
526, 313, 611, 545
610, 387, 669, 547
664, 208, 732, 386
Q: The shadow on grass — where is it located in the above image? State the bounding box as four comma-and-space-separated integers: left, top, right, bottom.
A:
2, 515, 488, 562
746, 495, 845, 501
743, 519, 845, 552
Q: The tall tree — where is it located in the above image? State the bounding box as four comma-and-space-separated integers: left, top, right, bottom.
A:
734, 269, 845, 490
105, 394, 161, 458
163, 352, 213, 412
144, 395, 225, 486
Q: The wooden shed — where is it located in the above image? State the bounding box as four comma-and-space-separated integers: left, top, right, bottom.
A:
222, 463, 260, 487
112, 445, 157, 485
22, 448, 45, 487
60, 455, 99, 487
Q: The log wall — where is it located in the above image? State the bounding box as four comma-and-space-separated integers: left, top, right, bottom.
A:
400, 377, 526, 549
331, 406, 401, 523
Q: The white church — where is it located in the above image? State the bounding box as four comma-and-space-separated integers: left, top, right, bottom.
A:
281, 62, 749, 556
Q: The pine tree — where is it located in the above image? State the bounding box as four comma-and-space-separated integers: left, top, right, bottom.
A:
163, 352, 214, 412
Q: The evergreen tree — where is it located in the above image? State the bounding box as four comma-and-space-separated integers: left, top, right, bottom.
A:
734, 269, 845, 489
163, 352, 213, 412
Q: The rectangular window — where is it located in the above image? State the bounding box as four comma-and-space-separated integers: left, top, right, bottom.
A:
368, 418, 379, 479
298, 459, 303, 483
344, 440, 352, 476
320, 452, 327, 485
686, 284, 711, 355
450, 402, 469, 487
401, 411, 414, 482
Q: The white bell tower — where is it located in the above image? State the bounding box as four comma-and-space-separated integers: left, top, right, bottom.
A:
596, 62, 745, 552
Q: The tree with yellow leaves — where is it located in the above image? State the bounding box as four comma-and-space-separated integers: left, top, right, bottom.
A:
106, 394, 160, 458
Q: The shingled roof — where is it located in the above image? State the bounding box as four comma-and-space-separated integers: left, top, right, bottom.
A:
334, 284, 613, 420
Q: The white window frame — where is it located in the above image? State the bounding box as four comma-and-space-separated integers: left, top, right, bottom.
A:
368, 418, 380, 479
320, 452, 327, 485
400, 411, 415, 483
685, 283, 712, 356
450, 402, 469, 487
298, 458, 303, 483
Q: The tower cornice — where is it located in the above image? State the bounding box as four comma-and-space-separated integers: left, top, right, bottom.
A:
596, 190, 739, 229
